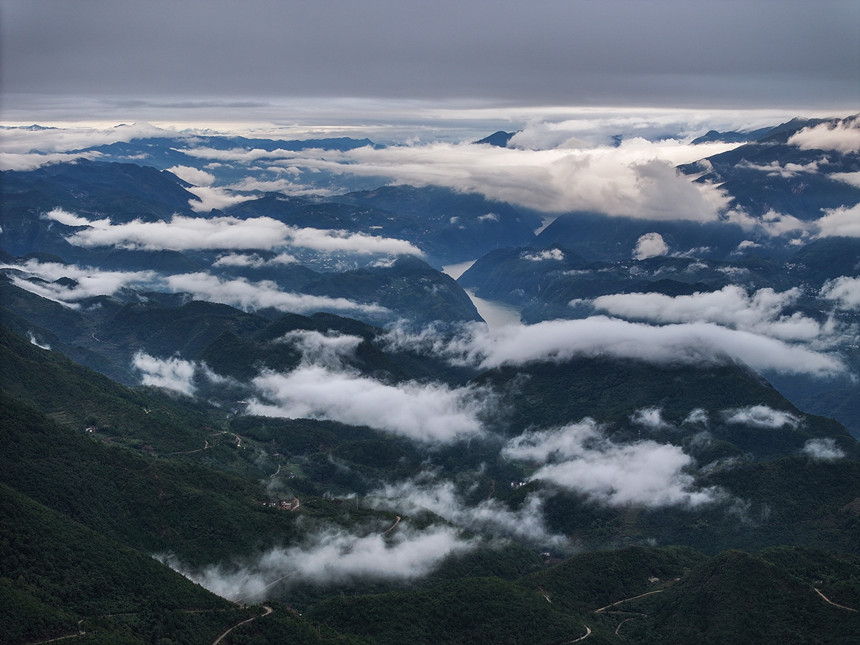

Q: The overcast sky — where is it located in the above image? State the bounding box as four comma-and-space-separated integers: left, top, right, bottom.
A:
1, 0, 857, 127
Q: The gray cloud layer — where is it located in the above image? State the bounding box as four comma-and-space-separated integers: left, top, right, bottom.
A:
3, 1, 857, 110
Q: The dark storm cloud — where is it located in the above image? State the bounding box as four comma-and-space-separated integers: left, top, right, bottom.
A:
1, 0, 857, 111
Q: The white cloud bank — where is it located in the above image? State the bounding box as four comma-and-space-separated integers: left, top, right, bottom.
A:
132, 352, 232, 397
0, 150, 104, 171
212, 252, 298, 268
815, 203, 860, 238
1, 258, 157, 307
502, 419, 719, 508
821, 276, 860, 310
1, 258, 381, 316
183, 137, 735, 221
789, 119, 860, 154
802, 438, 846, 461
166, 165, 215, 186
274, 329, 364, 370
162, 523, 475, 603
0, 122, 175, 154
47, 210, 423, 257
248, 366, 488, 444
368, 476, 568, 549
721, 405, 800, 429
587, 285, 828, 343
133, 352, 198, 396
164, 273, 386, 316
633, 232, 669, 260
460, 317, 844, 376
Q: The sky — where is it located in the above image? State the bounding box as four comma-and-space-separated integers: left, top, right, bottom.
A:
1, 0, 857, 133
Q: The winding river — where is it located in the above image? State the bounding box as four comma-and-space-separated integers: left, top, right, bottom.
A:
442, 261, 522, 330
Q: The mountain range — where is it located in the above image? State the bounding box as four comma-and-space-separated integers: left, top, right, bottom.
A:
1, 114, 858, 643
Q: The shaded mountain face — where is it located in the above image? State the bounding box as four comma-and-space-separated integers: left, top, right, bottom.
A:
337, 184, 542, 264
680, 116, 860, 223
473, 130, 518, 147
457, 240, 860, 435
2, 319, 859, 643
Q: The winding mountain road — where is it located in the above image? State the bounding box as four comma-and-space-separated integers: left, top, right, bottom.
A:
566, 624, 592, 642
212, 605, 273, 645
594, 589, 664, 613
382, 515, 402, 535
814, 587, 857, 612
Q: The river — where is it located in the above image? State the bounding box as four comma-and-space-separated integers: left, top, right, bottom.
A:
442, 260, 522, 330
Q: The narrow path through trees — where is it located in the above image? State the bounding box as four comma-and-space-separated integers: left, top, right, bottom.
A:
813, 587, 857, 612
593, 589, 664, 613
212, 605, 273, 645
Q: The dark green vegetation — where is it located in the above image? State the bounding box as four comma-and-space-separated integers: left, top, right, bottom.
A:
304, 546, 860, 645
2, 314, 859, 642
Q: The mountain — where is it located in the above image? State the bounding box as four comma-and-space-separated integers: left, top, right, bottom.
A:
690, 126, 775, 144
1, 292, 859, 641
531, 211, 751, 263
680, 115, 860, 223
474, 130, 517, 147
300, 255, 482, 323
338, 184, 542, 264
456, 237, 860, 435
2, 118, 859, 643
0, 480, 246, 645
476, 355, 849, 448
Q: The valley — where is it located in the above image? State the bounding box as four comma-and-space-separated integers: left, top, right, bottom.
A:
1, 113, 859, 644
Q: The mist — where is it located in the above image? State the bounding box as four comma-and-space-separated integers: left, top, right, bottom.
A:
160, 522, 477, 603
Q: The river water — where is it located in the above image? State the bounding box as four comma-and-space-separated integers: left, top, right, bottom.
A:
442, 261, 522, 330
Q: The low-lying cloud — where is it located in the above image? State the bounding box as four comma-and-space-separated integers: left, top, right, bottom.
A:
0, 150, 104, 171
0, 122, 176, 154
166, 165, 216, 186
274, 329, 364, 370
183, 137, 735, 221
164, 272, 386, 316
1, 257, 384, 317
132, 352, 231, 397
789, 119, 860, 154
1, 258, 157, 307
212, 252, 298, 268
633, 232, 669, 259
502, 420, 719, 508
815, 203, 860, 238
248, 366, 488, 443
133, 352, 198, 396
586, 285, 828, 343
47, 209, 424, 256
630, 407, 672, 430
383, 315, 845, 377
821, 276, 860, 310
162, 523, 476, 603
466, 317, 844, 376
368, 475, 569, 549
721, 405, 800, 429
521, 248, 565, 262
802, 438, 846, 461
